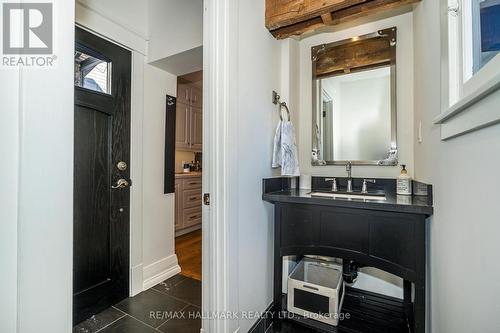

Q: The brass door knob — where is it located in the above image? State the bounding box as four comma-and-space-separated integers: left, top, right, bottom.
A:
117, 161, 128, 171
112, 179, 130, 189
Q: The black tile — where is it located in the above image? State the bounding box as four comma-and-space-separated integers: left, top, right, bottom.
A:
156, 277, 202, 307
157, 306, 202, 333
73, 307, 125, 333
266, 320, 317, 333
152, 274, 187, 293
249, 310, 275, 333
114, 289, 188, 328
249, 317, 266, 333
99, 316, 157, 333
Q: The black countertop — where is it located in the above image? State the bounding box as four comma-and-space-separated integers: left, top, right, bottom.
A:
262, 177, 434, 216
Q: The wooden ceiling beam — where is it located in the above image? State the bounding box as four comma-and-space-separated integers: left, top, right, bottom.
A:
266, 0, 370, 30
330, 0, 419, 25
267, 0, 420, 39
321, 12, 334, 25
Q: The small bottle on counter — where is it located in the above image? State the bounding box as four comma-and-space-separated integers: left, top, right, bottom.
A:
183, 161, 190, 173
397, 164, 412, 195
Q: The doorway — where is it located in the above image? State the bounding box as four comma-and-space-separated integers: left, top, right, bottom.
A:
73, 27, 132, 325
174, 71, 203, 281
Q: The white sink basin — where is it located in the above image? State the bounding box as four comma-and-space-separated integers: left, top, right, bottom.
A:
309, 192, 387, 201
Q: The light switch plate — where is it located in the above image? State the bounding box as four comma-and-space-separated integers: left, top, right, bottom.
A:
418, 121, 423, 143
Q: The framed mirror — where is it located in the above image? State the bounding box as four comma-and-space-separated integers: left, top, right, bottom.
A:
312, 27, 398, 166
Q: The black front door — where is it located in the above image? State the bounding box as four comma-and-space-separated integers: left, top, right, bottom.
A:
73, 27, 131, 325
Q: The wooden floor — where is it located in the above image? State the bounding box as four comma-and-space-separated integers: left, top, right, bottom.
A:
175, 229, 202, 281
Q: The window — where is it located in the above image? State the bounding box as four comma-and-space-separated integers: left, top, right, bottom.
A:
74, 51, 112, 94
465, 0, 500, 78
437, 0, 500, 140
448, 0, 500, 106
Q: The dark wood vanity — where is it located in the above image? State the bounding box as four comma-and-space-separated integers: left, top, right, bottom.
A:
263, 177, 433, 333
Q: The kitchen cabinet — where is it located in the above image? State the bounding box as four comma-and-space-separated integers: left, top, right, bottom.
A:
191, 86, 202, 109
174, 180, 183, 230
176, 81, 203, 152
175, 102, 190, 150
175, 174, 202, 235
177, 83, 191, 106
190, 107, 203, 151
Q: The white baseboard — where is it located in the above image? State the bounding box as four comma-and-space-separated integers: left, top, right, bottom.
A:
130, 264, 143, 297
142, 254, 181, 291
175, 224, 202, 237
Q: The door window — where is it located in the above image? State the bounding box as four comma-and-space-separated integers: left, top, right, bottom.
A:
74, 51, 111, 94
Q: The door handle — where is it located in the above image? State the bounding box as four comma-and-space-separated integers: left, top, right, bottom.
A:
112, 179, 130, 189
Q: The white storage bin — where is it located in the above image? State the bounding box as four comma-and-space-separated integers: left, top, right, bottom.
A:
287, 258, 345, 326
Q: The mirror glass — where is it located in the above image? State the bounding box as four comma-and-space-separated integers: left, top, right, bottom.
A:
312, 28, 398, 166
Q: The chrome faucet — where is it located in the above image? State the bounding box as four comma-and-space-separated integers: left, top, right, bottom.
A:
346, 161, 353, 192
325, 178, 338, 192
362, 179, 376, 194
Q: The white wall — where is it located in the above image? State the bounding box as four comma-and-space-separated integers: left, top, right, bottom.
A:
235, 0, 282, 331
413, 1, 500, 332
148, 0, 203, 64
280, 38, 301, 133
142, 63, 181, 288
0, 55, 20, 333
77, 0, 149, 39
0, 1, 75, 332
296, 13, 415, 179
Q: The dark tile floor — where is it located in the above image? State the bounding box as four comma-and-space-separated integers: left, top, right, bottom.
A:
266, 321, 317, 333
73, 274, 201, 333
250, 313, 323, 333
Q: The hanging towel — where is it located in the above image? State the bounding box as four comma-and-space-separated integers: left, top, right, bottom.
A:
272, 119, 300, 176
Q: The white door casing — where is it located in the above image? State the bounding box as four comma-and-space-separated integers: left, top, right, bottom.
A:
202, 0, 241, 332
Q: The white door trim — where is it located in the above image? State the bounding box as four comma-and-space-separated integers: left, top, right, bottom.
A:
202, 0, 240, 332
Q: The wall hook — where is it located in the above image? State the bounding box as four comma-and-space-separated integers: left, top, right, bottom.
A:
272, 90, 281, 105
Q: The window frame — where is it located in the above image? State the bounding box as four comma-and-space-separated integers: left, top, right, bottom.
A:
436, 0, 500, 140
74, 43, 113, 95
450, 0, 500, 104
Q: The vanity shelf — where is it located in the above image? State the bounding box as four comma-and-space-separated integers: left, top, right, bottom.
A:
263, 177, 433, 333
278, 287, 410, 333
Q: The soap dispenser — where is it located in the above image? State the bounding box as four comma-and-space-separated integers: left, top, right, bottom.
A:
397, 164, 412, 195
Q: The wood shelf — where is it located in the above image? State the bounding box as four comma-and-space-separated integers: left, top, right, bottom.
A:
277, 287, 411, 333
